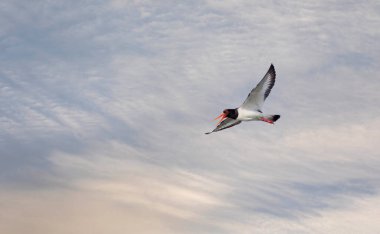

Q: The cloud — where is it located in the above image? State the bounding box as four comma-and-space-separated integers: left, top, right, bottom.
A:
1, 0, 380, 233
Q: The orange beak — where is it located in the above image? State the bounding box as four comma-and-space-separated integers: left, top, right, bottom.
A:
214, 113, 227, 125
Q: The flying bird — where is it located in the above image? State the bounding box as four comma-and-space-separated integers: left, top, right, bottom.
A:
206, 64, 280, 134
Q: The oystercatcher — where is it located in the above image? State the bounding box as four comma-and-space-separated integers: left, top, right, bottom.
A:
206, 64, 280, 134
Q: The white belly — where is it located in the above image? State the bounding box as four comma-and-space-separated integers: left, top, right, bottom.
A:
237, 108, 262, 121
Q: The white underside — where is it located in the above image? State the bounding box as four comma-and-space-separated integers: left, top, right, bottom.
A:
236, 108, 263, 121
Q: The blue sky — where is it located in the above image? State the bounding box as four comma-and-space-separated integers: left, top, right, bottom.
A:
1, 0, 380, 233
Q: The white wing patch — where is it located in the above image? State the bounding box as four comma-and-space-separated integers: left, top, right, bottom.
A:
241, 64, 276, 111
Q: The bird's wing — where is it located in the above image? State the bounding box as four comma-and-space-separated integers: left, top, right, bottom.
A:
205, 118, 242, 134
240, 64, 276, 111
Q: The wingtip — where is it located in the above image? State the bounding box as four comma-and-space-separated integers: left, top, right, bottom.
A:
269, 63, 276, 77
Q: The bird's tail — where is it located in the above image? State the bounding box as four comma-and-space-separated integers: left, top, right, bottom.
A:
267, 114, 281, 122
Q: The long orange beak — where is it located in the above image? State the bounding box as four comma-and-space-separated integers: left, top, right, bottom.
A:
214, 113, 227, 125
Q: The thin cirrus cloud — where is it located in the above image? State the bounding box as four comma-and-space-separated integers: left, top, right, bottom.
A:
1, 0, 380, 233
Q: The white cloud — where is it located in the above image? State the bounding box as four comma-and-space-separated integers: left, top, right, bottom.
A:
1, 0, 380, 233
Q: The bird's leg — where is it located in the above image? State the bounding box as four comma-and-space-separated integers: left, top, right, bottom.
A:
260, 117, 274, 124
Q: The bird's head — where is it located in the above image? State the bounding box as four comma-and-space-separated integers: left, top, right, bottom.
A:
214, 109, 234, 125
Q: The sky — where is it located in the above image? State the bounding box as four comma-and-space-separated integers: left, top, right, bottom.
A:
1, 0, 380, 233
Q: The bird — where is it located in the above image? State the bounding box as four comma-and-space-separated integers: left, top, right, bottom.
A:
205, 64, 280, 134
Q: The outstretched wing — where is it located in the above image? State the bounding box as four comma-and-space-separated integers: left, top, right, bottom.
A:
240, 64, 276, 111
205, 118, 241, 134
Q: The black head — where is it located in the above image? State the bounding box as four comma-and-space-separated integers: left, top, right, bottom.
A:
214, 108, 238, 125
223, 108, 238, 119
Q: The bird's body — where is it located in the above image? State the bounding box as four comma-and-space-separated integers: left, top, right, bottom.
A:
206, 64, 280, 134
236, 108, 262, 121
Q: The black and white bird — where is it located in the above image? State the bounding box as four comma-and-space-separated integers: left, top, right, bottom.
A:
206, 64, 280, 134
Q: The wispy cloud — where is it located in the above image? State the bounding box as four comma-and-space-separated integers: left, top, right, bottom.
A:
1, 0, 380, 233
